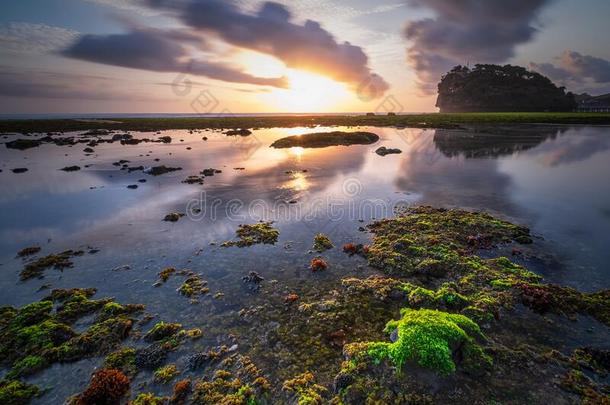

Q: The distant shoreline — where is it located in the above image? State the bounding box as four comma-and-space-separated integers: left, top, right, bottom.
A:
2, 112, 610, 133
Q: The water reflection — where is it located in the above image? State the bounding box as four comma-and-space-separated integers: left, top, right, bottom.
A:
0, 124, 609, 302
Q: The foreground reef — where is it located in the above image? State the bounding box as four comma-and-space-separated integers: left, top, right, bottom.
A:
2, 207, 609, 404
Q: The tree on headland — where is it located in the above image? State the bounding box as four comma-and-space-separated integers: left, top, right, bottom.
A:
436, 64, 576, 112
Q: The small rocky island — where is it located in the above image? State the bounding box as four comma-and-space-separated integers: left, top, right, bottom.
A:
271, 131, 379, 149
436, 64, 576, 113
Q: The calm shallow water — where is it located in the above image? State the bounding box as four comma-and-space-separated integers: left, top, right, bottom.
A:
1, 124, 609, 402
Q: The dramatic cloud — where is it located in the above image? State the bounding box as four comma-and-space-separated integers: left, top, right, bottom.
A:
0, 67, 154, 100
530, 50, 610, 85
146, 0, 389, 97
0, 22, 78, 54
62, 27, 289, 88
404, 0, 552, 94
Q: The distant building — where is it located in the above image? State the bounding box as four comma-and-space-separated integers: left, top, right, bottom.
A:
577, 93, 610, 112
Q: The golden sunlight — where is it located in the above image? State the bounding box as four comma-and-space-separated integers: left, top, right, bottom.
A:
265, 69, 352, 112
237, 50, 353, 112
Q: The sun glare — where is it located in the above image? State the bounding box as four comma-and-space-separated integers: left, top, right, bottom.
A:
267, 69, 351, 112
236, 50, 353, 112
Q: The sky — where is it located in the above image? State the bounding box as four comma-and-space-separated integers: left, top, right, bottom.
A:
0, 0, 609, 114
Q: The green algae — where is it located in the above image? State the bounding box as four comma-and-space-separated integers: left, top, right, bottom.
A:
348, 308, 490, 375
519, 283, 610, 326
0, 380, 39, 405
282, 372, 328, 405
154, 364, 179, 383
145, 322, 182, 342
366, 206, 532, 277
0, 288, 144, 401
222, 222, 279, 247
312, 233, 333, 252
191, 355, 270, 405
19, 250, 84, 280
130, 393, 167, 405
104, 347, 137, 375
178, 273, 209, 299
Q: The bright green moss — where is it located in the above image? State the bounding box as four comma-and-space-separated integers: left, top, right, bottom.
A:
102, 302, 124, 315
12, 301, 52, 327
355, 308, 491, 375
8, 355, 47, 378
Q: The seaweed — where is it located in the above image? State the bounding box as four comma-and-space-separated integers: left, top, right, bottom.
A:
222, 222, 279, 247
20, 250, 84, 280
312, 233, 333, 252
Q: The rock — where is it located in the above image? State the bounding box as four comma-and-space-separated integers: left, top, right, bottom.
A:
83, 147, 95, 153
112, 133, 132, 141
12, 168, 28, 173
5, 139, 42, 150
144, 165, 182, 176
333, 372, 354, 393
163, 213, 185, 222
224, 129, 252, 136
60, 166, 81, 172
158, 136, 172, 143
242, 271, 264, 292
201, 168, 222, 176
127, 184, 138, 189
375, 146, 402, 156
271, 131, 379, 149
135, 344, 168, 370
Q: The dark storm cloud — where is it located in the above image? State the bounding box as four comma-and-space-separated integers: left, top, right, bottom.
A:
62, 27, 289, 88
404, 0, 552, 94
530, 50, 610, 85
145, 0, 389, 97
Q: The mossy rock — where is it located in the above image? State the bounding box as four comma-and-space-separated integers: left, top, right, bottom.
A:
223, 222, 280, 247
348, 308, 491, 375
0, 380, 39, 405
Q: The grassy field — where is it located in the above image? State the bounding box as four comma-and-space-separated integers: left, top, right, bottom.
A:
1, 112, 610, 133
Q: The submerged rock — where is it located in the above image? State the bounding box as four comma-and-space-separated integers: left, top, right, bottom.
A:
163, 213, 185, 222
17, 246, 41, 257
242, 271, 264, 292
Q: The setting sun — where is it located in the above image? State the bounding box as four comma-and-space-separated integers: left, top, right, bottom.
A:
262, 69, 352, 112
